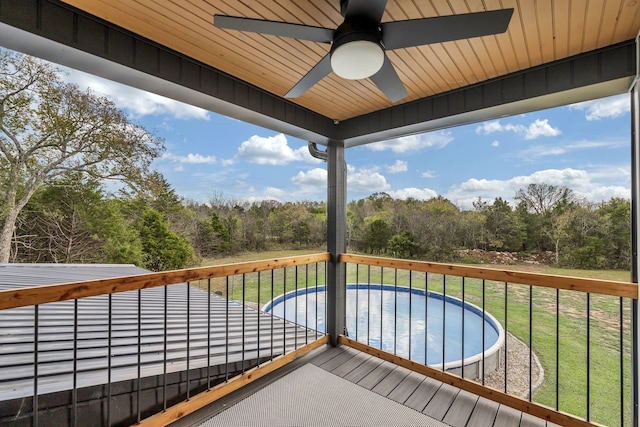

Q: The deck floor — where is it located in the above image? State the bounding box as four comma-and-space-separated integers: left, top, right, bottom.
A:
174, 345, 560, 427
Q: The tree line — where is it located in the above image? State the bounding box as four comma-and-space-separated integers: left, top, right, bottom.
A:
348, 185, 630, 270
7, 175, 631, 271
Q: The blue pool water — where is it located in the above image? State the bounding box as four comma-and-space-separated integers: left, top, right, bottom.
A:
264, 284, 503, 368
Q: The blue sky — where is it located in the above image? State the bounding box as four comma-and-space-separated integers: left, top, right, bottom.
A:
63, 67, 631, 209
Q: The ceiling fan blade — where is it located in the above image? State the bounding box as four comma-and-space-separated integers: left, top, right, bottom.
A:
382, 8, 514, 50
370, 55, 408, 103
214, 15, 333, 43
285, 54, 332, 98
341, 0, 387, 24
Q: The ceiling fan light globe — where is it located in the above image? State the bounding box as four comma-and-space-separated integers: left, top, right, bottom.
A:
330, 40, 384, 80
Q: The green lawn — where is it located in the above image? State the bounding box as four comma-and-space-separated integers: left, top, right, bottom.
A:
199, 252, 633, 426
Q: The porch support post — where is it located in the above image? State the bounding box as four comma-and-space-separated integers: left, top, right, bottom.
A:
630, 31, 639, 427
326, 140, 347, 346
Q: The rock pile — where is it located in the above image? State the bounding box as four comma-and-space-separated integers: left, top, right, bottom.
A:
457, 249, 554, 265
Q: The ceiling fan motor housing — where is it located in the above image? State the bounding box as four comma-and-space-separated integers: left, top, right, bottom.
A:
330, 20, 384, 80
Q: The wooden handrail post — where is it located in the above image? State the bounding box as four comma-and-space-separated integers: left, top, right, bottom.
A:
326, 140, 347, 346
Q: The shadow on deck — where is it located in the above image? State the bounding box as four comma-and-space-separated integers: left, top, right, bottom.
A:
172, 344, 560, 427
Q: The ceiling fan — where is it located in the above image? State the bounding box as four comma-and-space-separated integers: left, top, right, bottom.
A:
214, 0, 513, 103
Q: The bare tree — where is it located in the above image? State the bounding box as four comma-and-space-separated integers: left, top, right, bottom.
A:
0, 49, 164, 262
515, 183, 573, 216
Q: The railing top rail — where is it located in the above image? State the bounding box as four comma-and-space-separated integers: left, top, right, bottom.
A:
340, 253, 637, 299
0, 252, 331, 311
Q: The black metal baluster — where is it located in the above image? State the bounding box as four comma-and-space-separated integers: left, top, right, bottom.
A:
305, 265, 308, 344
504, 282, 508, 393
409, 271, 413, 360
587, 293, 591, 421
186, 282, 191, 400
327, 262, 330, 339
529, 285, 533, 402
72, 299, 78, 427
388, 268, 398, 354
163, 285, 168, 409
271, 270, 275, 360
380, 267, 384, 352
33, 305, 39, 427
315, 263, 319, 338
295, 266, 298, 349
394, 269, 398, 355
107, 294, 113, 426
207, 279, 211, 390
368, 265, 372, 347
283, 268, 287, 354
556, 288, 560, 411
442, 274, 447, 371
482, 279, 486, 386
442, 275, 446, 372
355, 264, 359, 340
620, 297, 624, 427
242, 274, 246, 373
258, 271, 261, 361
137, 289, 142, 423
225, 277, 230, 381
461, 277, 465, 379
425, 272, 428, 366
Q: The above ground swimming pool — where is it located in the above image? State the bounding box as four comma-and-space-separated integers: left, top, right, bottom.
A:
263, 284, 504, 377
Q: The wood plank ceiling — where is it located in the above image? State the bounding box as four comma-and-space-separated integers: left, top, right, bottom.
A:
60, 0, 640, 122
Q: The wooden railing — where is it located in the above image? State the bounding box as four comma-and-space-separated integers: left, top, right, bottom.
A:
0, 253, 332, 310
0, 253, 331, 427
340, 254, 638, 427
0, 252, 636, 426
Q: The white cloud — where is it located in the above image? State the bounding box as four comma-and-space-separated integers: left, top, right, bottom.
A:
477, 121, 522, 134
62, 68, 210, 120
162, 152, 217, 164
569, 94, 630, 120
517, 138, 627, 160
445, 167, 630, 209
388, 188, 438, 200
524, 119, 561, 139
348, 167, 390, 193
386, 160, 408, 173
491, 140, 500, 147
476, 119, 561, 139
421, 170, 436, 178
367, 131, 453, 153
291, 168, 327, 189
237, 134, 322, 165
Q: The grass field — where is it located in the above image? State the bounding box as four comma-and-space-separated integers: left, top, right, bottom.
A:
200, 251, 634, 426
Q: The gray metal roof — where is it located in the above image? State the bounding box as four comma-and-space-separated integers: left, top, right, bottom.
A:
0, 264, 317, 401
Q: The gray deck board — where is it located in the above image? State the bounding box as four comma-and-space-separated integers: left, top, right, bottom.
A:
371, 365, 412, 396
442, 389, 479, 427
316, 346, 361, 371
308, 345, 347, 367
387, 370, 427, 404
356, 360, 395, 390
423, 382, 460, 421
466, 397, 500, 427
494, 404, 523, 427
182, 345, 561, 427
342, 354, 385, 383
329, 349, 373, 378
404, 377, 442, 412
